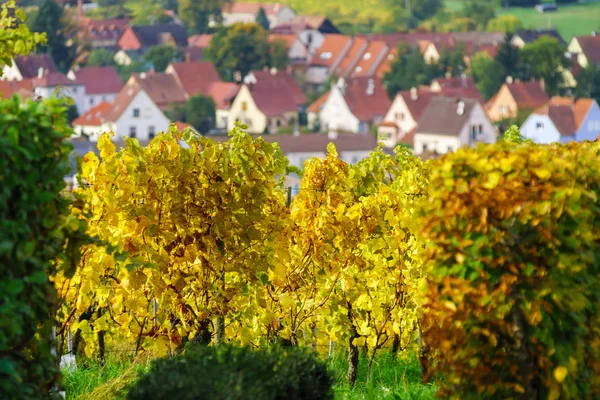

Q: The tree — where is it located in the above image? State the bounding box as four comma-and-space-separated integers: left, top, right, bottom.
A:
383, 43, 431, 97
30, 0, 77, 73
486, 15, 522, 33
256, 7, 270, 31
409, 0, 443, 21
461, 0, 496, 28
442, 17, 477, 32
185, 94, 216, 133
470, 52, 504, 100
520, 35, 569, 95
144, 45, 182, 72
495, 33, 521, 80
269, 39, 289, 70
162, 0, 178, 12
178, 0, 231, 34
86, 49, 116, 67
206, 23, 271, 81
574, 65, 600, 103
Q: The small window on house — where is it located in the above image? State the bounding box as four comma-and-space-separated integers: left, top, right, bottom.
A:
448, 146, 454, 153
72, 87, 78, 94
471, 125, 477, 141
101, 95, 106, 101
422, 143, 428, 152
133, 108, 140, 118
478, 124, 483, 134
276, 119, 281, 127
129, 126, 137, 138
148, 125, 155, 139
355, 66, 363, 73
90, 97, 95, 105
536, 122, 544, 131
241, 101, 248, 111
386, 131, 393, 140
400, 112, 405, 121
351, 155, 360, 164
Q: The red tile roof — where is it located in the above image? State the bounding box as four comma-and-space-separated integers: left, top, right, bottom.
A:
104, 84, 140, 121
247, 70, 306, 116
416, 97, 481, 136
374, 48, 397, 79
506, 80, 549, 110
72, 66, 122, 95
167, 61, 221, 97
130, 72, 187, 109
208, 81, 239, 109
32, 71, 78, 87
350, 40, 389, 78
340, 77, 391, 121
433, 77, 483, 102
336, 37, 367, 76
174, 121, 191, 130
268, 33, 298, 48
311, 34, 353, 68
13, 54, 56, 79
534, 96, 596, 136
188, 34, 212, 48
251, 70, 306, 106
0, 79, 33, 99
73, 101, 112, 127
576, 35, 600, 65
83, 17, 131, 42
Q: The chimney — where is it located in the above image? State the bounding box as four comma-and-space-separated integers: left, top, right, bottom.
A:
37, 67, 44, 79
506, 75, 514, 84
445, 71, 451, 79
539, 76, 545, 90
461, 72, 467, 88
366, 79, 374, 96
410, 87, 418, 101
140, 72, 147, 79
456, 99, 465, 116
270, 67, 277, 76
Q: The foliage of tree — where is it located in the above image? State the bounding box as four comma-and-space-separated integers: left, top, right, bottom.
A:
144, 45, 182, 73
206, 23, 274, 81
166, 95, 216, 133
461, 0, 496, 28
442, 17, 477, 32
178, 0, 231, 34
256, 7, 270, 31
269, 38, 289, 70
494, 32, 521, 80
470, 52, 504, 100
162, 0, 178, 13
128, 345, 334, 400
29, 0, 77, 73
520, 35, 569, 95
409, 0, 443, 21
382, 44, 431, 98
420, 137, 600, 399
486, 15, 523, 33
574, 65, 600, 103
86, 49, 116, 67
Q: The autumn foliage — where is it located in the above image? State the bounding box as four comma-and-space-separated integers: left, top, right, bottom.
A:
419, 138, 600, 399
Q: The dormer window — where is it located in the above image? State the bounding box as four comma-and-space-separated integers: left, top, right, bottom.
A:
320, 52, 332, 60
363, 52, 372, 60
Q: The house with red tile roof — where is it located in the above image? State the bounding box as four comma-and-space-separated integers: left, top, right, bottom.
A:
67, 66, 122, 112
118, 24, 188, 51
1, 54, 57, 81
520, 97, 600, 143
227, 69, 306, 134
305, 34, 354, 91
208, 81, 240, 130
269, 27, 325, 65
310, 77, 391, 134
568, 34, 600, 68
377, 87, 436, 148
0, 79, 34, 100
220, 2, 296, 27
348, 40, 390, 78
485, 79, 549, 122
80, 17, 132, 50
334, 36, 368, 77
430, 76, 483, 102
32, 69, 87, 114
72, 101, 112, 141
165, 61, 221, 99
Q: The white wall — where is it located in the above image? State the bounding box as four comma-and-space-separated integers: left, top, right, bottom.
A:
227, 85, 267, 134
34, 84, 87, 115
458, 103, 497, 146
275, 7, 296, 25
318, 86, 360, 133
216, 108, 230, 130
105, 90, 171, 141
520, 114, 560, 144
1, 62, 23, 81
84, 93, 118, 112
72, 124, 104, 142
414, 134, 460, 154
380, 94, 419, 142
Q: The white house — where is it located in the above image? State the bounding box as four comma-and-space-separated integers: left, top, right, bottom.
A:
101, 85, 172, 141
32, 69, 87, 115
72, 101, 112, 141
414, 97, 497, 155
67, 66, 123, 112
309, 77, 391, 134
1, 54, 56, 81
220, 2, 295, 27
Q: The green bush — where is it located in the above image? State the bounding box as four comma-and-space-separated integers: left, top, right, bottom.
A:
0, 97, 74, 399
127, 345, 334, 400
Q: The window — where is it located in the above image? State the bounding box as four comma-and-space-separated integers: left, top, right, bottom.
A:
422, 143, 428, 152
89, 97, 95, 106
72, 87, 78, 94
351, 155, 360, 164
129, 126, 137, 138
148, 125, 155, 139
276, 119, 281, 127
471, 125, 477, 141
500, 104, 507, 114
244, 118, 252, 128
386, 131, 393, 141
536, 121, 544, 131
101, 95, 106, 101
133, 108, 140, 118
400, 112, 405, 121
478, 124, 483, 134
447, 146, 454, 153
241, 101, 248, 111
355, 66, 363, 73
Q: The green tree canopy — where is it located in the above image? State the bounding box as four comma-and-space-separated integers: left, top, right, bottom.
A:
520, 35, 569, 95
486, 15, 523, 33
178, 0, 231, 34
86, 48, 116, 67
269, 39, 289, 70
256, 7, 270, 31
144, 45, 182, 72
574, 65, 600, 103
470, 52, 504, 99
185, 94, 216, 133
382, 43, 431, 97
461, 0, 496, 28
494, 32, 521, 80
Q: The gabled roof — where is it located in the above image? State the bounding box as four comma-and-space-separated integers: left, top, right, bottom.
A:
0, 79, 34, 99
245, 70, 306, 116
13, 54, 57, 79
166, 61, 221, 97
103, 84, 140, 122
71, 66, 122, 95
533, 97, 596, 136
397, 88, 436, 122
32, 71, 79, 87
416, 97, 480, 136
288, 15, 340, 33
208, 81, 239, 110
130, 24, 188, 48
335, 37, 368, 76
310, 34, 353, 68
188, 34, 212, 48
575, 35, 600, 65
268, 33, 298, 48
515, 29, 566, 45
73, 101, 112, 127
83, 17, 132, 41
223, 2, 291, 16
506, 80, 549, 110
338, 77, 391, 121
433, 77, 483, 102
374, 48, 397, 79
307, 90, 330, 113
350, 40, 389, 78
129, 72, 187, 109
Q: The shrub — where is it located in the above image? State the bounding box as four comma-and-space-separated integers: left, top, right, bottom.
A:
127, 345, 334, 400
419, 139, 600, 399
0, 97, 74, 398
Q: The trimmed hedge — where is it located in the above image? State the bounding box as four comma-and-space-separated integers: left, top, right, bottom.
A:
419, 139, 600, 399
127, 345, 334, 400
0, 97, 74, 398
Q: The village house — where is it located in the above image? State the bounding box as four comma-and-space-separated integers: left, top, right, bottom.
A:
414, 97, 497, 155
568, 34, 600, 68
511, 29, 566, 49
0, 79, 34, 100
430, 76, 483, 102
309, 77, 391, 134
227, 69, 306, 134
72, 101, 112, 141
485, 79, 549, 122
304, 34, 353, 92
220, 2, 296, 27
33, 69, 87, 114
67, 66, 122, 112
284, 15, 340, 34
377, 87, 435, 148
345, 40, 390, 78
80, 17, 132, 50
269, 26, 325, 65
1, 54, 56, 81
520, 97, 600, 143
116, 24, 188, 64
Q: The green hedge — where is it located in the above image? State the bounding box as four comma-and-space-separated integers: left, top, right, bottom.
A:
127, 345, 334, 400
0, 97, 73, 398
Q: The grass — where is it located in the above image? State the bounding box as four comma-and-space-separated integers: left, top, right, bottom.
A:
62, 349, 437, 400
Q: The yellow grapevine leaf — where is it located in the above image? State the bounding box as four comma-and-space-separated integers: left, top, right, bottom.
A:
553, 366, 568, 383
